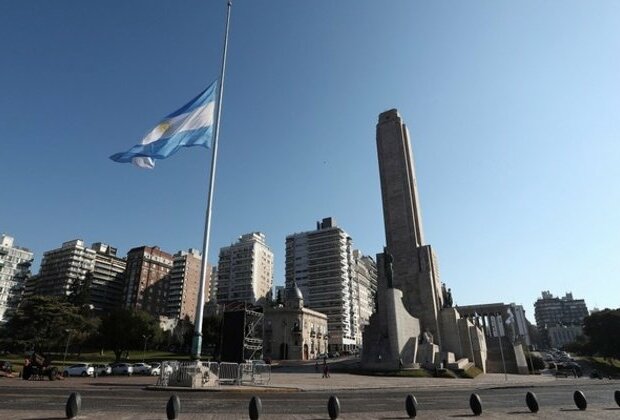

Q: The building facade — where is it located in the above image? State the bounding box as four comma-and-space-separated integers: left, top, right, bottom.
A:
352, 250, 378, 345
89, 243, 126, 314
166, 248, 213, 322
0, 235, 34, 322
123, 245, 173, 315
263, 285, 329, 360
285, 217, 372, 352
534, 291, 589, 348
216, 233, 273, 306
31, 239, 96, 298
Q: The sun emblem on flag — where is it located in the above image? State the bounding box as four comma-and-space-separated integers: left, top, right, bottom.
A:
157, 121, 171, 134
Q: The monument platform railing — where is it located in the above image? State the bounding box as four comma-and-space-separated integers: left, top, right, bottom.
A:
156, 360, 271, 388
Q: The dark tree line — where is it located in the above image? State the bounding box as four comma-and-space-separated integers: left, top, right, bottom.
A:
0, 295, 224, 363
564, 308, 620, 360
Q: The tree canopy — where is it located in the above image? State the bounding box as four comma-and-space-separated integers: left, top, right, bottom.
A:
583, 308, 620, 360
0, 295, 96, 354
97, 308, 164, 362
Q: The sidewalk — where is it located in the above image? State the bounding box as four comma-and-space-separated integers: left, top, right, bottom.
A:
0, 371, 566, 393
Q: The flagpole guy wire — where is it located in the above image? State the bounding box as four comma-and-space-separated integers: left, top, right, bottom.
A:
192, 0, 233, 360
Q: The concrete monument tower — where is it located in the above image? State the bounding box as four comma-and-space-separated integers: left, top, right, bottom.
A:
376, 109, 444, 344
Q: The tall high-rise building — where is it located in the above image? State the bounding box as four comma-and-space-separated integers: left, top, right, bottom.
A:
123, 245, 173, 314
216, 232, 273, 306
89, 243, 126, 314
0, 234, 34, 322
376, 109, 444, 343
534, 291, 589, 348
352, 250, 378, 344
285, 218, 375, 352
32, 239, 96, 298
166, 248, 213, 322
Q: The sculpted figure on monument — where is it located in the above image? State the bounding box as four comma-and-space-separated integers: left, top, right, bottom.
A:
441, 283, 454, 308
383, 247, 394, 289
422, 329, 434, 344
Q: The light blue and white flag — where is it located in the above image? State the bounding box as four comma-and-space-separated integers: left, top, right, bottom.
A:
110, 80, 217, 169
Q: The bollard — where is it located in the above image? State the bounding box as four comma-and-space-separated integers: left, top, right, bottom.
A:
166, 394, 181, 419
249, 396, 262, 420
573, 390, 587, 411
328, 395, 340, 419
469, 393, 482, 416
525, 391, 539, 413
65, 392, 81, 419
615, 390, 620, 407
405, 394, 417, 418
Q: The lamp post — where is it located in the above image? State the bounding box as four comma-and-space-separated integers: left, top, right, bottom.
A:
142, 335, 151, 363
62, 329, 73, 370
496, 313, 508, 381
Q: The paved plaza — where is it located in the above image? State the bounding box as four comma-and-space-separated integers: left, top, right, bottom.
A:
0, 372, 618, 419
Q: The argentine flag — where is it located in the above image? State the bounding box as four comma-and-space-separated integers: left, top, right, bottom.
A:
110, 80, 217, 169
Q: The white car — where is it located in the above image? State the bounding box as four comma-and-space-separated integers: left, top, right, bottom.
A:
149, 362, 174, 376
132, 363, 151, 375
63, 363, 94, 377
93, 364, 112, 376
111, 363, 133, 376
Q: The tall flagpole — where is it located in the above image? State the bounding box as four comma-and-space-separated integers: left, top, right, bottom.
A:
192, 0, 232, 360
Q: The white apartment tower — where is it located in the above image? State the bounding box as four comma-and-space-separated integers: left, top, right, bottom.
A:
285, 218, 376, 352
0, 234, 34, 322
352, 250, 378, 345
32, 239, 96, 298
89, 243, 126, 314
216, 232, 273, 306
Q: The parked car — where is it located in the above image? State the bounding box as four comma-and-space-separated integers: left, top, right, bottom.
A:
111, 363, 133, 376
149, 362, 173, 376
63, 363, 94, 377
328, 351, 340, 358
92, 364, 112, 376
149, 362, 162, 376
131, 363, 151, 375
0, 360, 13, 373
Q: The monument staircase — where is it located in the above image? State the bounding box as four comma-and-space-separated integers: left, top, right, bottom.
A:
485, 338, 521, 374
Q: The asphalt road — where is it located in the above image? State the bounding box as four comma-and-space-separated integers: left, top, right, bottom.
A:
0, 379, 619, 419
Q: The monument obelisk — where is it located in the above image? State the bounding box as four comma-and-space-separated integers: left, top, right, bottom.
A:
376, 109, 444, 345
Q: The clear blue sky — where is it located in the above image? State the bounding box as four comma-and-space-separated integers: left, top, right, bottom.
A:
2, 1, 619, 320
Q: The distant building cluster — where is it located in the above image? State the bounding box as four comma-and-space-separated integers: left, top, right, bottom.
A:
534, 291, 589, 349
1, 220, 377, 356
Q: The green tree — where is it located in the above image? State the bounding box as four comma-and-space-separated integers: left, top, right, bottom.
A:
0, 295, 96, 354
98, 308, 163, 362
168, 316, 194, 353
583, 308, 620, 360
201, 314, 222, 359
67, 272, 92, 307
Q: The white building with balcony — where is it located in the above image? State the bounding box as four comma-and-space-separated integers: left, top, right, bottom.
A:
0, 234, 34, 322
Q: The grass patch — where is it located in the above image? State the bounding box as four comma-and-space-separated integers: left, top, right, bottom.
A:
459, 366, 483, 379
579, 356, 620, 377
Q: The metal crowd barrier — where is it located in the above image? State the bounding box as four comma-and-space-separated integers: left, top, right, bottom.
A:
218, 362, 239, 384
157, 361, 271, 387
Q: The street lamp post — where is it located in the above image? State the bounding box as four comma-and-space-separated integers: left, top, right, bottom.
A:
62, 329, 73, 370
142, 335, 150, 363
496, 313, 508, 381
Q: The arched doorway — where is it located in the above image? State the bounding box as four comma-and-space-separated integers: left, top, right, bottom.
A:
303, 344, 309, 360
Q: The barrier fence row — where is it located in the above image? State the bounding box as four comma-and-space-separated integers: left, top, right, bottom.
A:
156, 361, 271, 387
